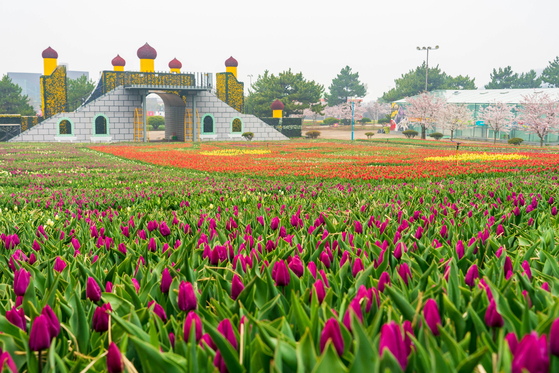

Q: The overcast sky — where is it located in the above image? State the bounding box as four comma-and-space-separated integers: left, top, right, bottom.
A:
2, 0, 558, 102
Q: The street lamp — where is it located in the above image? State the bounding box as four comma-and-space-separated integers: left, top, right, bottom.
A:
350, 98, 356, 141
416, 45, 439, 91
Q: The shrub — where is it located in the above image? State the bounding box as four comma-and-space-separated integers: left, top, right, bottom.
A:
429, 132, 444, 140
365, 132, 375, 139
148, 116, 165, 130
378, 118, 390, 124
242, 132, 254, 141
508, 137, 524, 145
322, 117, 338, 126
359, 117, 372, 124
403, 130, 418, 139
383, 126, 390, 134
306, 130, 321, 139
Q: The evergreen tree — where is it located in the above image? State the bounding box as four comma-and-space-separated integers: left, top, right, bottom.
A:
513, 70, 542, 88
0, 75, 35, 115
484, 66, 519, 89
541, 56, 559, 88
325, 66, 367, 105
67, 75, 95, 111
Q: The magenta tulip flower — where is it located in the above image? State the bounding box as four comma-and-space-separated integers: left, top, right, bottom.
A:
6, 306, 25, 331
379, 321, 408, 370
161, 268, 172, 294
184, 311, 202, 342
0, 352, 17, 373
178, 281, 197, 312
41, 304, 60, 337
13, 268, 30, 296
29, 315, 51, 351
231, 274, 244, 300
270, 217, 280, 230
423, 299, 441, 336
352, 258, 364, 277
511, 332, 549, 373
217, 319, 238, 350
343, 298, 363, 331
310, 279, 326, 304
107, 342, 124, 373
148, 301, 167, 322
87, 277, 102, 302
549, 318, 559, 356
92, 303, 112, 333
159, 221, 171, 236
485, 299, 504, 328
272, 260, 290, 287
378, 271, 391, 292
398, 263, 412, 286
465, 264, 479, 287
320, 318, 344, 356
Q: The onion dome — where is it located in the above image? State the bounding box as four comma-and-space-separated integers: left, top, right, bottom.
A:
169, 58, 182, 69
42, 47, 58, 59
225, 56, 238, 67
111, 54, 126, 67
271, 99, 284, 110
137, 43, 157, 59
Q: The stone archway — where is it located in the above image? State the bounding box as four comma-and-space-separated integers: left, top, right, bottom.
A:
149, 92, 187, 141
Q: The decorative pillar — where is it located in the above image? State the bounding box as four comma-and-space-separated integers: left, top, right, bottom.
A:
271, 99, 284, 118
111, 55, 126, 71
137, 43, 157, 72
42, 47, 58, 76
225, 56, 238, 78
142, 93, 148, 142
192, 94, 197, 142
169, 58, 182, 74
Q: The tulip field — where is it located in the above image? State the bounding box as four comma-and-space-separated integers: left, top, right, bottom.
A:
0, 140, 559, 373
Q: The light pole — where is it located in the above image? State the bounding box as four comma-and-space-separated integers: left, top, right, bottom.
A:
350, 98, 355, 141
248, 74, 253, 88
416, 45, 439, 91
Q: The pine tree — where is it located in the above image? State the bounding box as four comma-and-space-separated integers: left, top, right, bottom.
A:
326, 66, 367, 106
541, 56, 559, 88
484, 66, 518, 89
0, 75, 35, 115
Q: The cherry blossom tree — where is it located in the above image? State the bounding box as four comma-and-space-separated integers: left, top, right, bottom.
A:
324, 102, 366, 124
364, 100, 391, 121
301, 102, 326, 124
436, 103, 473, 141
517, 92, 559, 147
478, 101, 516, 144
404, 92, 446, 139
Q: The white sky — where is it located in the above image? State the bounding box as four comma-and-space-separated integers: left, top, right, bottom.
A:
2, 0, 558, 101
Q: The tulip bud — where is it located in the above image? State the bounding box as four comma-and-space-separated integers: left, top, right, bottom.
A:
200, 333, 216, 350
270, 217, 280, 231
542, 282, 550, 292
307, 261, 317, 279
485, 299, 504, 328
87, 277, 102, 302
13, 268, 30, 296
423, 299, 441, 336
217, 319, 238, 350
92, 303, 112, 333
272, 260, 290, 287
169, 332, 176, 349
148, 237, 157, 252
320, 318, 344, 356
310, 279, 326, 304
159, 221, 171, 236
54, 256, 66, 272
511, 332, 549, 373
379, 321, 408, 370
0, 351, 17, 373
402, 320, 414, 356
398, 263, 412, 286
354, 220, 363, 234
352, 258, 364, 277
184, 311, 202, 342
550, 318, 559, 356
161, 268, 172, 294
288, 256, 304, 278
378, 271, 391, 292
505, 332, 519, 355
465, 264, 479, 287
148, 301, 167, 322
343, 298, 363, 332
178, 281, 197, 312
41, 304, 60, 337
107, 342, 124, 373
29, 315, 51, 351
231, 274, 244, 300
6, 306, 25, 331
521, 260, 532, 280
504, 256, 513, 277
319, 251, 331, 269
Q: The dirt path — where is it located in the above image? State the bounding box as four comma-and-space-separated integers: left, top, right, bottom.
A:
304, 126, 406, 140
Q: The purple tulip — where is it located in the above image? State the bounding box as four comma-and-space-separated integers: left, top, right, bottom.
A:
504, 256, 513, 278
378, 271, 391, 292
455, 240, 465, 259
319, 251, 331, 269
33, 240, 41, 252
29, 315, 51, 351
548, 318, 559, 357
310, 279, 326, 304
169, 332, 176, 348
272, 260, 290, 287
394, 242, 405, 260
542, 282, 550, 292
464, 264, 479, 287
521, 260, 532, 280
270, 217, 280, 231
231, 274, 244, 300
148, 301, 167, 322
552, 206, 558, 216
87, 277, 102, 302
13, 268, 30, 296
200, 333, 216, 350
6, 306, 26, 331
308, 261, 317, 279
107, 342, 124, 373
343, 298, 363, 331
288, 256, 304, 278
54, 256, 66, 272
217, 319, 238, 350
352, 258, 364, 277
423, 299, 441, 336
161, 268, 172, 294
354, 220, 363, 234
506, 332, 519, 355
184, 311, 202, 342
485, 299, 504, 328
398, 263, 412, 286
0, 352, 17, 373
92, 303, 112, 333
379, 321, 408, 370
106, 281, 114, 293
148, 237, 157, 252
511, 332, 549, 373
41, 304, 60, 337
320, 318, 344, 356
159, 221, 171, 236
178, 281, 197, 312
402, 320, 414, 356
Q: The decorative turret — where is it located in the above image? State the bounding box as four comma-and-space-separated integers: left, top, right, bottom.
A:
137, 43, 157, 72
225, 56, 238, 78
271, 99, 284, 118
111, 55, 126, 71
42, 47, 58, 75
169, 58, 182, 74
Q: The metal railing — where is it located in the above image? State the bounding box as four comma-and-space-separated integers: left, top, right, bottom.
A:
0, 125, 21, 142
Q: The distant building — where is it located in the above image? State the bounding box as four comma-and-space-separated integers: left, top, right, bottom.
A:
7, 71, 89, 111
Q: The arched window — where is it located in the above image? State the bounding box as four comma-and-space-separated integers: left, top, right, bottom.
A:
57, 118, 73, 135
231, 117, 243, 134
202, 114, 215, 134
93, 114, 110, 136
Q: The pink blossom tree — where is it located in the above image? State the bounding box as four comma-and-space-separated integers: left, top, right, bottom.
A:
517, 92, 559, 147
324, 102, 365, 124
301, 102, 326, 125
404, 92, 446, 139
436, 103, 473, 141
364, 101, 391, 121
478, 101, 516, 144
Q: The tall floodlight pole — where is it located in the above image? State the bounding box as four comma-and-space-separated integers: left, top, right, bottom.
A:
416, 45, 439, 91
351, 99, 355, 141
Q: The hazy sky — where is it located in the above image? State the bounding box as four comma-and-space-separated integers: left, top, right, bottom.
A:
2, 0, 558, 101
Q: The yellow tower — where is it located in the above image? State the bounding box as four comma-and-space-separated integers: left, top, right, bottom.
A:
137, 43, 157, 72
225, 56, 238, 78
271, 99, 284, 118
169, 58, 182, 74
111, 55, 126, 71
42, 47, 58, 75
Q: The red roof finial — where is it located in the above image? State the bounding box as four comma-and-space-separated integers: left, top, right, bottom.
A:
111, 54, 126, 67
137, 43, 157, 59
42, 46, 58, 59
225, 56, 238, 67
169, 58, 182, 69
271, 99, 284, 110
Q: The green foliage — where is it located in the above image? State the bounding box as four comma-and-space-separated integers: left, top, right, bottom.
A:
484, 66, 542, 89
429, 132, 444, 140
402, 130, 418, 138
359, 117, 371, 123
242, 132, 254, 141
0, 75, 35, 115
306, 130, 321, 138
323, 117, 339, 126
67, 75, 95, 111
383, 126, 390, 134
378, 118, 390, 124
325, 66, 367, 105
148, 116, 165, 130
245, 69, 324, 117
381, 62, 477, 102
541, 56, 559, 88
365, 132, 375, 139
508, 137, 524, 145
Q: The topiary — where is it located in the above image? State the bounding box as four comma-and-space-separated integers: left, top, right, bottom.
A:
242, 132, 254, 141
360, 117, 372, 124
383, 126, 390, 134
306, 130, 321, 139
508, 137, 524, 145
148, 116, 165, 130
402, 130, 418, 139
378, 118, 390, 124
429, 132, 444, 140
322, 117, 338, 126
365, 132, 375, 139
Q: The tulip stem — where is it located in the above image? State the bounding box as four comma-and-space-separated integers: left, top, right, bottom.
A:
38, 350, 42, 372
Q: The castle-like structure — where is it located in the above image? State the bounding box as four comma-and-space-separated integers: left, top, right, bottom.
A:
9, 44, 288, 143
